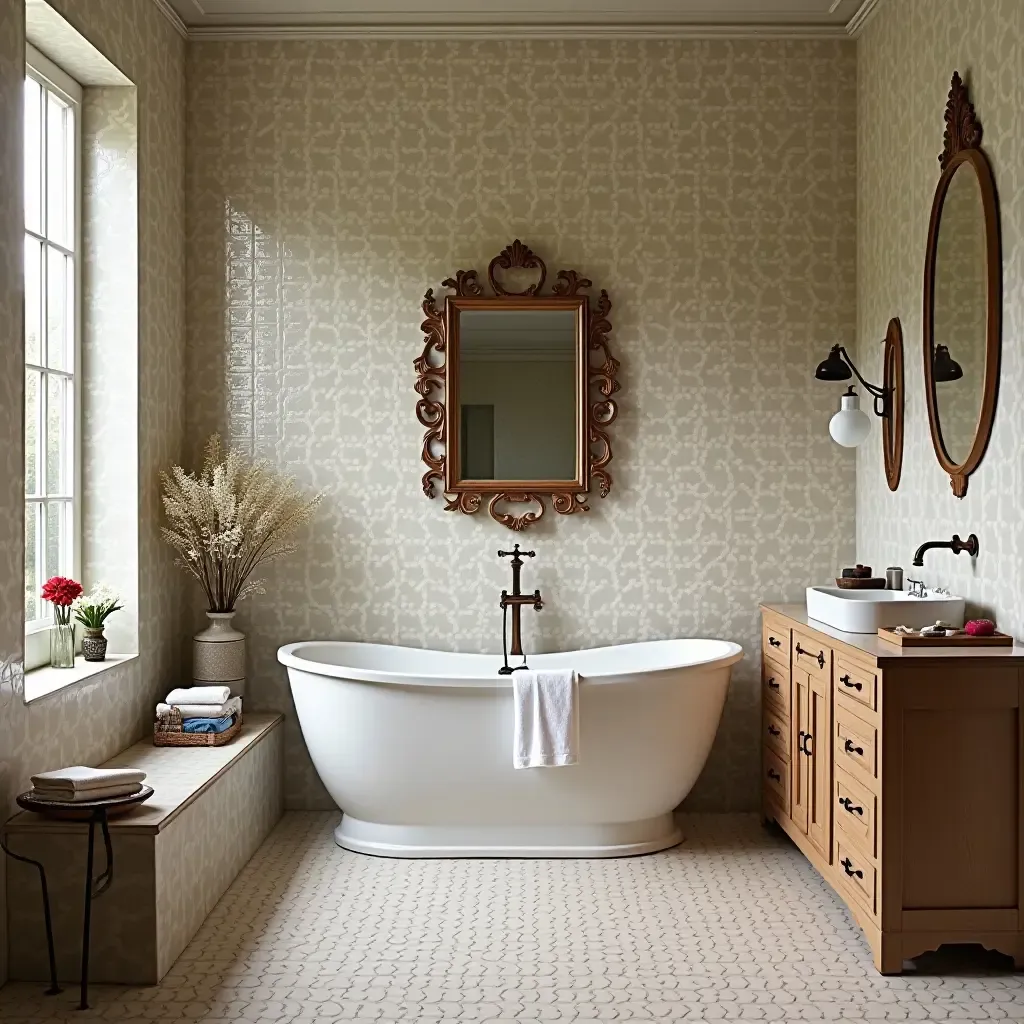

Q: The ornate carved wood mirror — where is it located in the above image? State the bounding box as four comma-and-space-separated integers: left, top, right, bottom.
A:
415, 241, 620, 531
923, 72, 1002, 498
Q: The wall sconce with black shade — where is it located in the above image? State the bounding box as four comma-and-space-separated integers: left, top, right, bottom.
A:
932, 344, 964, 382
815, 317, 904, 491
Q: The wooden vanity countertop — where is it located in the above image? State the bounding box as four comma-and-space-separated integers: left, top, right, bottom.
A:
761, 603, 1024, 665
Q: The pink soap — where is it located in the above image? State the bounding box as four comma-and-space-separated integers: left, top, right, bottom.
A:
965, 618, 996, 636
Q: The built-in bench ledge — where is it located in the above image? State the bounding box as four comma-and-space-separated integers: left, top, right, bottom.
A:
5, 713, 284, 985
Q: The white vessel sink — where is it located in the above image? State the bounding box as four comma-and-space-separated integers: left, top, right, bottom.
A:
806, 586, 965, 634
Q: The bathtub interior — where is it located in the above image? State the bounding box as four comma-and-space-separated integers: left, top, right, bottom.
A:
282, 637, 742, 683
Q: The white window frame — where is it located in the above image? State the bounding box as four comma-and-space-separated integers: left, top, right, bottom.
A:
24, 44, 83, 672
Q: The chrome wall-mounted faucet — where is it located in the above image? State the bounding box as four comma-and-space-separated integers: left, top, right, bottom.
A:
498, 545, 542, 676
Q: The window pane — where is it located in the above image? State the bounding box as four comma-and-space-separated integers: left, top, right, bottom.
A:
24, 78, 42, 234
25, 370, 40, 496
46, 374, 71, 495
45, 91, 73, 248
46, 246, 73, 371
45, 500, 68, 586
25, 235, 42, 364
25, 502, 40, 622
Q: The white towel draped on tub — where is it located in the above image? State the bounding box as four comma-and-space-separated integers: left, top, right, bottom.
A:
512, 669, 579, 769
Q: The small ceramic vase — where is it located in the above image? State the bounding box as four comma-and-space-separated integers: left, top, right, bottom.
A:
193, 611, 246, 696
82, 627, 107, 662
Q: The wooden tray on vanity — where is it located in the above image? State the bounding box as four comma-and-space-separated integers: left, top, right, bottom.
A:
877, 627, 1015, 647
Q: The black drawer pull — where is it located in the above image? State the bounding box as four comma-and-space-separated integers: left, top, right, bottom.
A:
767, 724, 781, 737
767, 678, 780, 691
802, 732, 813, 757
839, 796, 864, 816
840, 674, 863, 691
841, 857, 864, 879
768, 635, 782, 649
844, 738, 864, 756
767, 768, 781, 782
796, 643, 826, 669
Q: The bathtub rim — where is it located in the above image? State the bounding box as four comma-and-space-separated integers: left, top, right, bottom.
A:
277, 637, 743, 688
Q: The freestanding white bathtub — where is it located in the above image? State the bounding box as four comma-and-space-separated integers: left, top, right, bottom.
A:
277, 638, 743, 858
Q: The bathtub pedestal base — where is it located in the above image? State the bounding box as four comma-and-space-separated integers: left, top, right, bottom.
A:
334, 814, 682, 858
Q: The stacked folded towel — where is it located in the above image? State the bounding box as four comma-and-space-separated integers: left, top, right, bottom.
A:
30, 766, 147, 803
156, 685, 241, 732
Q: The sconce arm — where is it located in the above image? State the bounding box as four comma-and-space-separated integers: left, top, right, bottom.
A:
837, 346, 889, 417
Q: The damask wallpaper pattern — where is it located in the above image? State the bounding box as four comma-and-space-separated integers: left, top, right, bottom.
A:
856, 0, 1024, 634
186, 38, 858, 811
0, 0, 185, 983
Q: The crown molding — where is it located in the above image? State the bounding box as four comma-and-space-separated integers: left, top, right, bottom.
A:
846, 0, 884, 37
151, 0, 189, 39
186, 22, 852, 41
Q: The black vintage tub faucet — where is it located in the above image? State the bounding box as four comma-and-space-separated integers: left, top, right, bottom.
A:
498, 544, 542, 676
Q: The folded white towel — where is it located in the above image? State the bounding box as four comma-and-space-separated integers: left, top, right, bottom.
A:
31, 766, 147, 793
29, 782, 143, 803
512, 669, 579, 769
166, 685, 231, 706
156, 696, 241, 720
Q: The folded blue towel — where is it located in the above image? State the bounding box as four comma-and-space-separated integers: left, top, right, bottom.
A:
182, 715, 235, 734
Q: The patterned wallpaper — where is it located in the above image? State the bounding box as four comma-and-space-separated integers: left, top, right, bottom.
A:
186, 38, 858, 811
856, 0, 1024, 634
0, 0, 185, 984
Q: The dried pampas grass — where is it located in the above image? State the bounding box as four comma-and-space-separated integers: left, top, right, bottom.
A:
161, 435, 323, 611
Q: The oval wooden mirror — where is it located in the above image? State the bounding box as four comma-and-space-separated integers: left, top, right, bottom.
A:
923, 72, 1002, 498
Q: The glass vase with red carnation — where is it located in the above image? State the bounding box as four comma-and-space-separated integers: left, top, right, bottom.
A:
41, 576, 84, 668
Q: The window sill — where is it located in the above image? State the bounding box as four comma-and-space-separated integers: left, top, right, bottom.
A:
24, 653, 138, 705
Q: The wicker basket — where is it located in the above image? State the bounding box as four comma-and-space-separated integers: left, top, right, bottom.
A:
154, 707, 243, 747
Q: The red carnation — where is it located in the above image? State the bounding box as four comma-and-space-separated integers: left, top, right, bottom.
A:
41, 576, 83, 607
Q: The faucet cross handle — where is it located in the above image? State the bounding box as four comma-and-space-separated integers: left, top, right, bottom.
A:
498, 543, 535, 564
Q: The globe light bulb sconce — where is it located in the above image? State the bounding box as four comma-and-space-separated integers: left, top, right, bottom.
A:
815, 317, 904, 491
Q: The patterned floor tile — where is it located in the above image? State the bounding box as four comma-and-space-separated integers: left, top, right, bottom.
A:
1, 813, 1023, 1021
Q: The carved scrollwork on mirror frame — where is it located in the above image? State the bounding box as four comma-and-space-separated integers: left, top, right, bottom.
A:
414, 240, 620, 531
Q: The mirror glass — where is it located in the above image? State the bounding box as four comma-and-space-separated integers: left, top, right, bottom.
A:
932, 162, 988, 466
457, 309, 577, 481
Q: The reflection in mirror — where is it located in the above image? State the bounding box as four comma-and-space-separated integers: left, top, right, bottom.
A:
932, 163, 987, 467
457, 310, 577, 482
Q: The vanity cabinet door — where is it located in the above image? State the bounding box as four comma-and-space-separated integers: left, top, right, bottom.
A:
790, 670, 811, 833
807, 672, 833, 861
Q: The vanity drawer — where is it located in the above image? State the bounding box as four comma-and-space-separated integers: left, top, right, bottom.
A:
835, 836, 877, 918
835, 655, 877, 712
835, 767, 877, 859
793, 629, 831, 682
763, 705, 789, 761
762, 617, 790, 668
835, 704, 877, 783
763, 747, 789, 815
762, 659, 789, 717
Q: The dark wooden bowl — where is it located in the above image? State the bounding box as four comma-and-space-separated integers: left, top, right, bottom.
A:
834, 577, 887, 590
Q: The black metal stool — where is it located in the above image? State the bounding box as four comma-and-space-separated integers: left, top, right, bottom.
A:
2, 786, 153, 1010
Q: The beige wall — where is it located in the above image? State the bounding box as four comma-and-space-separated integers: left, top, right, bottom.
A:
856, 1, 1024, 631
186, 38, 858, 811
0, 0, 185, 983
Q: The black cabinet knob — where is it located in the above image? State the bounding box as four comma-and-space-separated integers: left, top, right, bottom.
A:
801, 733, 813, 756
840, 674, 863, 691
768, 724, 781, 737
841, 857, 864, 879
767, 768, 781, 782
839, 796, 864, 816
844, 738, 864, 756
767, 678, 780, 691
768, 636, 782, 648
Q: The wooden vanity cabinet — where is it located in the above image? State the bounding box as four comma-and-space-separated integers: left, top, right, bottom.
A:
761, 603, 1024, 974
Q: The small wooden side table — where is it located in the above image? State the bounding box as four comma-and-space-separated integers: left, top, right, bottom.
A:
1, 786, 154, 1009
